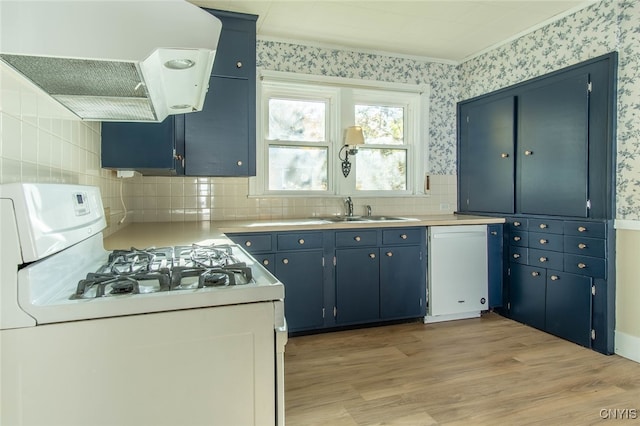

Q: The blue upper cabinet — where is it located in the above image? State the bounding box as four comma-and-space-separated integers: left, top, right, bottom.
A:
101, 9, 257, 177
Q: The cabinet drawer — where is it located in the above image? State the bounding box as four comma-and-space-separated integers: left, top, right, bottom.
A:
507, 218, 528, 231
529, 232, 563, 252
509, 246, 528, 264
382, 228, 422, 245
564, 254, 606, 278
529, 248, 563, 270
277, 232, 323, 250
564, 221, 606, 238
510, 231, 528, 247
564, 235, 606, 258
336, 230, 377, 247
228, 233, 272, 253
528, 219, 563, 234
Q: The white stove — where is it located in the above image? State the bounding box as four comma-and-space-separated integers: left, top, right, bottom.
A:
0, 183, 286, 426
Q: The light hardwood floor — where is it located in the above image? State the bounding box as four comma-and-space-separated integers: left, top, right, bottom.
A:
284, 313, 640, 425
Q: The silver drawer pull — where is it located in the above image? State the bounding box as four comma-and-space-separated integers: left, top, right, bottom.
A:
578, 226, 587, 232
369, 253, 376, 259
550, 275, 560, 281
513, 253, 520, 259
539, 223, 548, 229
578, 262, 587, 269
400, 234, 408, 240
236, 61, 243, 68
513, 236, 521, 242
386, 252, 393, 257
578, 243, 587, 249
237, 160, 243, 166
245, 241, 252, 247
501, 153, 509, 158
282, 258, 289, 265
298, 238, 305, 245
513, 221, 521, 227
354, 236, 361, 242
531, 271, 540, 277
524, 150, 533, 156
539, 239, 548, 244
262, 259, 269, 266
490, 231, 498, 236
539, 257, 547, 262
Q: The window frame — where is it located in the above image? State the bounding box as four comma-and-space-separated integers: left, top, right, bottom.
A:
252, 70, 429, 197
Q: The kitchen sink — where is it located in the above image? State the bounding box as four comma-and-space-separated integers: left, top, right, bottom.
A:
315, 215, 415, 223
320, 216, 369, 222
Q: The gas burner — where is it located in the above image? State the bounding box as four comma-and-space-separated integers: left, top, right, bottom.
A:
71, 270, 171, 299
174, 244, 238, 268
101, 247, 173, 275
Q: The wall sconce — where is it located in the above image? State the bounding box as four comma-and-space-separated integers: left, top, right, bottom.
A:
339, 126, 364, 177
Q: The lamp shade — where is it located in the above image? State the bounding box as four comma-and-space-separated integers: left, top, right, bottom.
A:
344, 126, 364, 145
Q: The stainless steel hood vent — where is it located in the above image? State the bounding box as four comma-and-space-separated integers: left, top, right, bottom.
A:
0, 1, 222, 122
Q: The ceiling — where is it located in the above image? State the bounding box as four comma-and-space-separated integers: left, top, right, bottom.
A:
190, 0, 596, 63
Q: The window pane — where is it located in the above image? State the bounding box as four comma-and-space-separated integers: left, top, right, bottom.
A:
355, 105, 404, 145
268, 99, 325, 142
268, 146, 328, 191
355, 148, 406, 191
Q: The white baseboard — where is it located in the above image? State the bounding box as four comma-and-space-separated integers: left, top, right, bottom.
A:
423, 311, 481, 323
615, 331, 640, 363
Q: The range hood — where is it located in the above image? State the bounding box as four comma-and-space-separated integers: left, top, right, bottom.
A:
0, 1, 222, 122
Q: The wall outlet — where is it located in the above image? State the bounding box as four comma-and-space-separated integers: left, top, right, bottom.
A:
116, 170, 135, 178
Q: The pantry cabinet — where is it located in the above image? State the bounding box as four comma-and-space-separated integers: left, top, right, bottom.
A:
101, 8, 257, 177
458, 53, 616, 355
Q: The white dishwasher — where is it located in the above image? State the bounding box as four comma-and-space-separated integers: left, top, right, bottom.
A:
425, 225, 488, 323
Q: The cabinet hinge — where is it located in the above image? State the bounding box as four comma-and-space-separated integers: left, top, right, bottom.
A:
587, 81, 593, 93
322, 308, 325, 318
420, 297, 423, 307
507, 267, 511, 277
466, 115, 469, 123
333, 256, 336, 266
333, 306, 337, 318
591, 329, 596, 340
592, 285, 596, 296
587, 199, 592, 210
507, 302, 511, 310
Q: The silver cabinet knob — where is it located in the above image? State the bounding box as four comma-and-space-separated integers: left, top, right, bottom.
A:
539, 223, 548, 229
354, 236, 361, 242
531, 271, 540, 277
490, 231, 498, 236
298, 238, 305, 245
578, 226, 587, 232
400, 234, 407, 240
578, 262, 587, 269
501, 153, 509, 158
513, 253, 520, 259
513, 221, 521, 227
539, 257, 547, 262
245, 241, 252, 247
386, 252, 393, 257
237, 160, 243, 166
513, 236, 521, 242
550, 275, 560, 281
578, 243, 587, 249
282, 258, 289, 265
236, 61, 243, 68
369, 253, 376, 259
524, 150, 533, 156
262, 259, 269, 266
539, 239, 548, 244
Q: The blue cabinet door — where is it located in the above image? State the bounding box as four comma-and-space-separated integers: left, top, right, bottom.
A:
275, 250, 324, 332
458, 96, 515, 214
545, 271, 592, 347
509, 264, 546, 330
487, 224, 504, 309
379, 245, 425, 319
335, 248, 380, 325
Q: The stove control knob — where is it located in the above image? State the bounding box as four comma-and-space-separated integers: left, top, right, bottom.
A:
282, 258, 289, 264
298, 238, 305, 245
245, 241, 252, 247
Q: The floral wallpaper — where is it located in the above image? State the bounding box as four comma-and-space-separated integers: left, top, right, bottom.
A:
459, 0, 640, 220
256, 42, 459, 175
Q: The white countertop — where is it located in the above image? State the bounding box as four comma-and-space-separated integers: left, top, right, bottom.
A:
103, 214, 504, 250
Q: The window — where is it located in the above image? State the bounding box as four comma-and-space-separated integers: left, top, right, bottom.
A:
254, 72, 427, 197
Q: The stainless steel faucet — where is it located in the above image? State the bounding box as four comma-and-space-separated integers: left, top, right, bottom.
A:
345, 197, 354, 217
366, 205, 372, 217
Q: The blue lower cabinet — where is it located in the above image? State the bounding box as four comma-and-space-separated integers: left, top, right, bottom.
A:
379, 245, 425, 319
545, 271, 592, 347
275, 250, 325, 332
509, 264, 546, 330
335, 248, 380, 324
